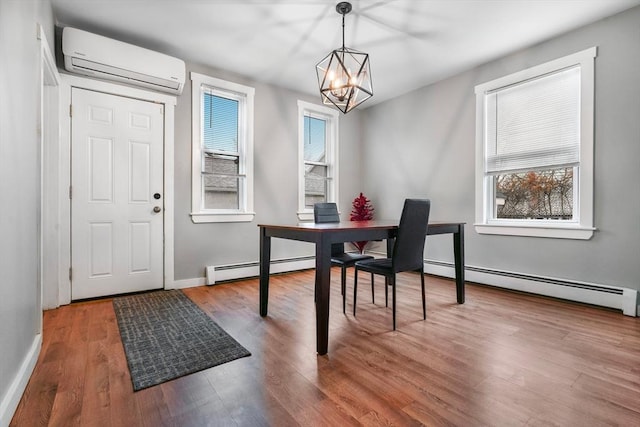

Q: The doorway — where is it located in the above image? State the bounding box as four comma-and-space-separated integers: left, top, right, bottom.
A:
70, 88, 165, 299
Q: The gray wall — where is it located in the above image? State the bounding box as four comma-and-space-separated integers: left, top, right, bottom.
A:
0, 0, 54, 419
362, 6, 640, 291
173, 63, 365, 280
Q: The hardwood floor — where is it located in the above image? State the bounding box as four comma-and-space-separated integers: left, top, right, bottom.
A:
11, 269, 640, 426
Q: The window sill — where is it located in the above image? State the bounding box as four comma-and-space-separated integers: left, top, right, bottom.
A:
297, 211, 314, 222
475, 223, 595, 240
191, 212, 255, 223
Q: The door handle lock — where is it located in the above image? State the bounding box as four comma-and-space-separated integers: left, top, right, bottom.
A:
153, 206, 162, 213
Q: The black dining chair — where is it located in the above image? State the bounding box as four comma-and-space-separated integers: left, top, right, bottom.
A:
353, 199, 431, 330
313, 203, 374, 313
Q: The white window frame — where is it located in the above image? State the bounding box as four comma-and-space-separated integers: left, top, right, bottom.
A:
474, 47, 597, 239
190, 72, 255, 223
297, 100, 339, 221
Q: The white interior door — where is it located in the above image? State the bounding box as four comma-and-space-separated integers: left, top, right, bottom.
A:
71, 88, 164, 300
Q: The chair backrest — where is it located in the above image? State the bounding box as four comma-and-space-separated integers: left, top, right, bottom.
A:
313, 203, 345, 256
314, 203, 340, 223
392, 199, 431, 273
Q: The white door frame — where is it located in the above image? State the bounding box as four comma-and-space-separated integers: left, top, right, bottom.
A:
39, 25, 60, 314
57, 75, 176, 306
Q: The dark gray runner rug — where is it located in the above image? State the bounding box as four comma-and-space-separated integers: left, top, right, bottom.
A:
113, 289, 251, 391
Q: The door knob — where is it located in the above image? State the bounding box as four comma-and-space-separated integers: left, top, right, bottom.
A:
153, 206, 162, 213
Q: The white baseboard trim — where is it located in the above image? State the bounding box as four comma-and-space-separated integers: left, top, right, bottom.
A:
0, 334, 42, 427
168, 256, 316, 290
169, 277, 206, 290
423, 259, 637, 317
167, 253, 638, 318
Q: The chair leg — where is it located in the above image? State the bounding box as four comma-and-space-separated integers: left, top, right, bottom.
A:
392, 275, 397, 331
384, 277, 389, 307
421, 269, 426, 320
341, 266, 348, 314
353, 268, 358, 316
371, 272, 375, 304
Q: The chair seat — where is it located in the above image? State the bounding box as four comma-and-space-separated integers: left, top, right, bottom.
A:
331, 253, 374, 267
354, 258, 393, 275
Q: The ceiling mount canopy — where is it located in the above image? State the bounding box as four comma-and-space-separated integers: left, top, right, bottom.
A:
316, 1, 373, 114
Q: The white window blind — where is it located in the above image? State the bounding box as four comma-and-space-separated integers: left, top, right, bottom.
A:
304, 115, 327, 164
485, 66, 580, 174
203, 91, 239, 153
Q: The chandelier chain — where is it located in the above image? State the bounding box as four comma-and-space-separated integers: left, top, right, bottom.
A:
341, 11, 345, 51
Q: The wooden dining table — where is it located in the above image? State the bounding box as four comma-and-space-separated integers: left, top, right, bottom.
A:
258, 220, 465, 355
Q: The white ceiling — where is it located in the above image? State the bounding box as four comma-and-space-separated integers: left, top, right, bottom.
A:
51, 0, 640, 107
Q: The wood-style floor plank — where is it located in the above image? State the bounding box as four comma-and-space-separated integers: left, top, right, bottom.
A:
10, 269, 640, 426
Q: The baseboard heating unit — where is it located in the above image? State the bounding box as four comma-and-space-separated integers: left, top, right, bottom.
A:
204, 256, 316, 285
173, 254, 637, 317
423, 259, 637, 317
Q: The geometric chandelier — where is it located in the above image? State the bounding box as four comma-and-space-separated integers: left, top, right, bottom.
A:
316, 1, 373, 114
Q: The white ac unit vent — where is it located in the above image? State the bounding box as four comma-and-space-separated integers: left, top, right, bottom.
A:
62, 27, 185, 95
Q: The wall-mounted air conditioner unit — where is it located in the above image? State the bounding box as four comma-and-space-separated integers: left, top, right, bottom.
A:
62, 27, 185, 95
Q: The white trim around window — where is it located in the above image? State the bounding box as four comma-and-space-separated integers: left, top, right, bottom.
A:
474, 47, 597, 239
190, 72, 255, 223
297, 101, 339, 221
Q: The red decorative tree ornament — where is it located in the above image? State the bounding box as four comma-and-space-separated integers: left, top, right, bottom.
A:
350, 192, 374, 253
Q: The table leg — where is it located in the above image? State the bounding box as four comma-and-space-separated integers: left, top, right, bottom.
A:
259, 227, 271, 317
386, 237, 394, 257
453, 224, 465, 304
315, 235, 332, 355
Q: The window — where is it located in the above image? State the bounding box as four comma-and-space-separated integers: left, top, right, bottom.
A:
474, 47, 596, 239
191, 72, 255, 223
297, 101, 339, 221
